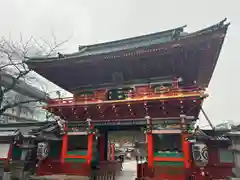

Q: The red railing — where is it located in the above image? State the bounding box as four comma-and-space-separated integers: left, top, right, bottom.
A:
47, 86, 205, 107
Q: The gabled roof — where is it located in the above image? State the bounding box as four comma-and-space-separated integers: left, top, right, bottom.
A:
194, 129, 230, 141
0, 122, 48, 136
0, 121, 49, 127
0, 121, 62, 140
26, 25, 186, 62
26, 18, 229, 63
0, 128, 19, 136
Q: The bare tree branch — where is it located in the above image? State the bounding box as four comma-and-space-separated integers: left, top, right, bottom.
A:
0, 33, 70, 117
32, 38, 48, 55
0, 62, 23, 69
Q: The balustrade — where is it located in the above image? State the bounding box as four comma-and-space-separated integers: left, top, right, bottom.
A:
48, 85, 203, 106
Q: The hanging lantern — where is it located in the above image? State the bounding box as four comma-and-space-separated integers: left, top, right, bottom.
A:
145, 116, 152, 133
37, 142, 49, 161
86, 118, 92, 128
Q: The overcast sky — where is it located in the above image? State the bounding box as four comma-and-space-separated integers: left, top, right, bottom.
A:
0, 0, 239, 126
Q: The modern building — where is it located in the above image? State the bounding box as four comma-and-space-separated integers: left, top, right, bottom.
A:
0, 71, 51, 123
215, 120, 235, 130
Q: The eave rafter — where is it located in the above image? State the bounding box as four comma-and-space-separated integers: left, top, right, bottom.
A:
46, 95, 204, 121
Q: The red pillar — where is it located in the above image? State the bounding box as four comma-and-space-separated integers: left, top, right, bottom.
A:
107, 144, 110, 160
111, 144, 115, 161
147, 133, 153, 167
87, 134, 93, 164
182, 133, 190, 168
61, 134, 68, 163
61, 124, 68, 163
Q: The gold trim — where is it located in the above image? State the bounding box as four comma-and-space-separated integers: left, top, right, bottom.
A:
48, 92, 205, 108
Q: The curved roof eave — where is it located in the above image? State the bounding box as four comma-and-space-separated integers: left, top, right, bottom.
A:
25, 18, 229, 64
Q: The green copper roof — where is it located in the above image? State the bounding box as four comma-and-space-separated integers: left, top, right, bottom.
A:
26, 26, 185, 62
73, 26, 186, 56
26, 18, 229, 63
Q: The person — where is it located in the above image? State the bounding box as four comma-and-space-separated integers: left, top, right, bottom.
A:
118, 155, 124, 170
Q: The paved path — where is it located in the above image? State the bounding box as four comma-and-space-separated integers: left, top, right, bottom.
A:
116, 160, 136, 180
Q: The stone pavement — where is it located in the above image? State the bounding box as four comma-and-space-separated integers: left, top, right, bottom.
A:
116, 160, 136, 180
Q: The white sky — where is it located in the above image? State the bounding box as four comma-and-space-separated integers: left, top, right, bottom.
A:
0, 0, 239, 126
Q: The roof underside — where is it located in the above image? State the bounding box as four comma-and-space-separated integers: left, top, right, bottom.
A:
26, 19, 230, 92
47, 95, 202, 121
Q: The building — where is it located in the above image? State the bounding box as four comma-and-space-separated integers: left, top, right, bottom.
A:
215, 120, 235, 130
0, 71, 51, 123
227, 131, 240, 178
